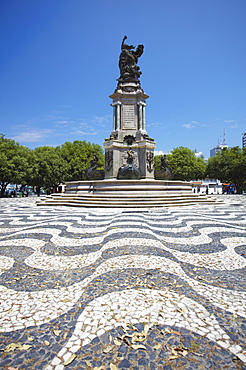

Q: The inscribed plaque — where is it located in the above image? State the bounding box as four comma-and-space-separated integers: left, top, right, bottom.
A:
123, 105, 136, 129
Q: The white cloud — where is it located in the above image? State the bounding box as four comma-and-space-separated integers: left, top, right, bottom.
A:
195, 151, 203, 157
76, 131, 97, 135
201, 123, 212, 127
9, 109, 108, 145
154, 150, 171, 156
224, 120, 235, 123
183, 123, 194, 129
150, 122, 163, 127
93, 115, 111, 125
12, 129, 54, 143
230, 123, 238, 128
154, 150, 165, 156
183, 121, 199, 129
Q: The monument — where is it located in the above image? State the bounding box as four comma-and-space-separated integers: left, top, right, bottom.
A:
37, 37, 219, 208
104, 36, 155, 180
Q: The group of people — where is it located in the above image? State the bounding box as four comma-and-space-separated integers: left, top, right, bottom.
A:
193, 187, 209, 194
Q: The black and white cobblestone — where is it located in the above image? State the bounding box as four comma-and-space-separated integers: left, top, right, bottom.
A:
0, 196, 245, 369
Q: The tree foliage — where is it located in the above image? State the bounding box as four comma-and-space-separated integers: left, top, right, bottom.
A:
60, 140, 104, 181
30, 146, 69, 190
206, 147, 246, 193
0, 134, 31, 195
0, 136, 105, 194
3, 134, 245, 195
155, 147, 206, 181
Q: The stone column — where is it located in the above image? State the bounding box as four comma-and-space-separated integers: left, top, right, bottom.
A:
111, 102, 121, 131
137, 102, 147, 131
116, 102, 121, 130
111, 103, 116, 131
142, 103, 147, 131
137, 102, 143, 130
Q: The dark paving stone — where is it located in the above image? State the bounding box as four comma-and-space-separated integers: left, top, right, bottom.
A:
1, 199, 246, 369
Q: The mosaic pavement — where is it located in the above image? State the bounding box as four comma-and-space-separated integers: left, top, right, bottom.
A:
0, 195, 245, 370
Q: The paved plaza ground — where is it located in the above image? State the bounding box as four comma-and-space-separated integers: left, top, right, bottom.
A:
0, 195, 245, 369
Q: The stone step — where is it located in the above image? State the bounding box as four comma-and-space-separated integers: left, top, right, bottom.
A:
36, 179, 221, 208
37, 194, 218, 207
49, 192, 196, 198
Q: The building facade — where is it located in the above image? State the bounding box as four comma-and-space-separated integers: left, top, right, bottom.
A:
242, 132, 246, 148
210, 144, 228, 157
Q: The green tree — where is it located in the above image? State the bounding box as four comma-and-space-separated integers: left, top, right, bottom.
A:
60, 140, 104, 181
155, 147, 206, 181
154, 154, 162, 171
30, 146, 68, 192
206, 147, 246, 193
0, 134, 31, 196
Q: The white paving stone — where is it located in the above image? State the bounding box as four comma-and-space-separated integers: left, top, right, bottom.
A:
0, 196, 245, 368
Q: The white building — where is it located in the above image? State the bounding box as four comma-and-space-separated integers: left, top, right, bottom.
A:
191, 179, 223, 194
210, 129, 229, 157
210, 144, 228, 157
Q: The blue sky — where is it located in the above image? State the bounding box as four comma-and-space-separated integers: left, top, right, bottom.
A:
1, 0, 245, 158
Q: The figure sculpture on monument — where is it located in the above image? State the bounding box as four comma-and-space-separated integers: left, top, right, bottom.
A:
154, 154, 173, 180
118, 36, 144, 84
84, 154, 105, 180
90, 154, 99, 170
161, 155, 169, 170
127, 148, 134, 164
117, 147, 141, 180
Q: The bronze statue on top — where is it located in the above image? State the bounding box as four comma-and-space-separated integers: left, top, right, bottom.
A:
118, 36, 144, 85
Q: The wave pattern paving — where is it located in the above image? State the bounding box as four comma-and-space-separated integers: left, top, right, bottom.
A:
0, 196, 245, 369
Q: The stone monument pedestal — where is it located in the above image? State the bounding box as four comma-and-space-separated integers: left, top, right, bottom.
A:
104, 82, 155, 179
37, 178, 221, 208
